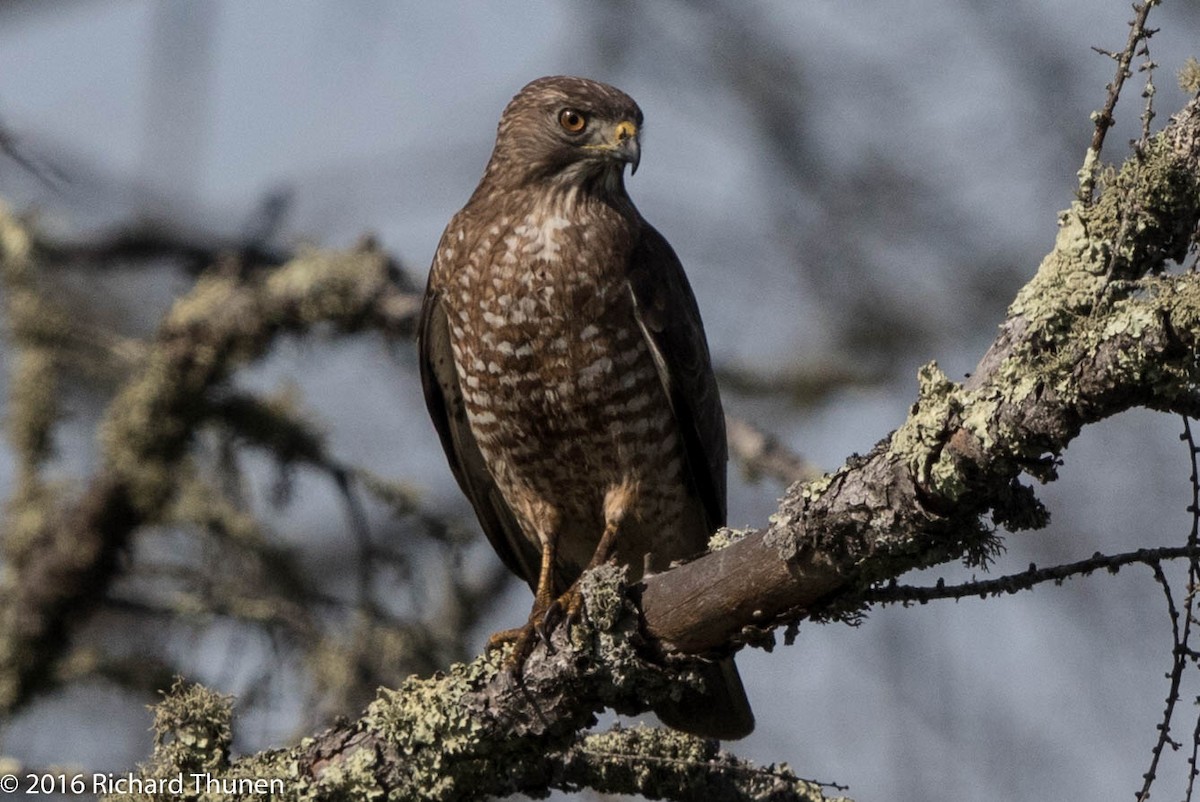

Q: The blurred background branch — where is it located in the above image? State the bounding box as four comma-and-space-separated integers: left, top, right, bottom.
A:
0, 208, 477, 732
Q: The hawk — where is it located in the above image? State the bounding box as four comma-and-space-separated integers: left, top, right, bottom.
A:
419, 75, 754, 740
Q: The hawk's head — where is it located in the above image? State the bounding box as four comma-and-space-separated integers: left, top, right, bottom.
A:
483, 75, 644, 195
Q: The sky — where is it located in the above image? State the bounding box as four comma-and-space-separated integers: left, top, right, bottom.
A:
2, 2, 1200, 800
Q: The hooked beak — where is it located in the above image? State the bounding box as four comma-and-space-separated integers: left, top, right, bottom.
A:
585, 119, 641, 175
613, 119, 640, 175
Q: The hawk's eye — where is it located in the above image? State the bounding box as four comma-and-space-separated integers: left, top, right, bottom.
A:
558, 109, 587, 134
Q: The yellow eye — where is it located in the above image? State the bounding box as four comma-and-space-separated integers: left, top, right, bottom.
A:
558, 108, 587, 133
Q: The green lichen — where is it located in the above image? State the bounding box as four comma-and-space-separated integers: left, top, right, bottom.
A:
168, 470, 264, 546
1014, 121, 1200, 334
98, 244, 404, 518
1180, 57, 1200, 94
1010, 204, 1108, 323
361, 648, 531, 800
1091, 136, 1200, 275
6, 350, 58, 467
565, 725, 844, 801
1077, 146, 1102, 197
577, 562, 630, 633
165, 273, 251, 332
889, 361, 971, 500
797, 471, 834, 504
0, 209, 72, 569
262, 246, 392, 325
0, 204, 32, 268
1167, 274, 1200, 335
149, 678, 234, 776
706, 526, 752, 551
959, 387, 1002, 452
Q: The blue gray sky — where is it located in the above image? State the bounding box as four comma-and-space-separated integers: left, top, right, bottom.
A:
2, 3, 1199, 800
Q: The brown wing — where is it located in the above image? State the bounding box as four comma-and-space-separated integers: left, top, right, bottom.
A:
627, 222, 727, 533
627, 227, 753, 741
418, 281, 541, 589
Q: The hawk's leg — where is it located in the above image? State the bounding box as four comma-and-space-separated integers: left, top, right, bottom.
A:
489, 525, 561, 672
489, 492, 628, 673
549, 515, 622, 624
545, 481, 632, 626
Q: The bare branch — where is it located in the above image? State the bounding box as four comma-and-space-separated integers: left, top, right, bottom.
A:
1080, 0, 1160, 200
1141, 416, 1200, 802
866, 544, 1200, 606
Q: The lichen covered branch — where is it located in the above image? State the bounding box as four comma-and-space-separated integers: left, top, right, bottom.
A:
108, 568, 845, 802
641, 95, 1200, 653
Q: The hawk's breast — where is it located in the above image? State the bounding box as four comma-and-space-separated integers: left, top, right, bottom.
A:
434, 192, 686, 565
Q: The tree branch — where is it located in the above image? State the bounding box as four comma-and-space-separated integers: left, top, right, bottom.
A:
556, 726, 837, 800
1080, 0, 1160, 200
865, 543, 1200, 605
641, 94, 1200, 653
110, 568, 847, 802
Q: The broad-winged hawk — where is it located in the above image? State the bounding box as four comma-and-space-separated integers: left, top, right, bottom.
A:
419, 75, 753, 740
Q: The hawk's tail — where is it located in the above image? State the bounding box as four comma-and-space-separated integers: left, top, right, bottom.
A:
654, 656, 755, 740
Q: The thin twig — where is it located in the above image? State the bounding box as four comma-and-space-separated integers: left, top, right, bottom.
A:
1079, 0, 1160, 201
1182, 417, 1200, 802
867, 545, 1200, 605
1138, 560, 1185, 802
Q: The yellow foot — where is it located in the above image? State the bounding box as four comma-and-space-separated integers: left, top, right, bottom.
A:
486, 585, 587, 676
487, 600, 553, 677
537, 583, 588, 641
